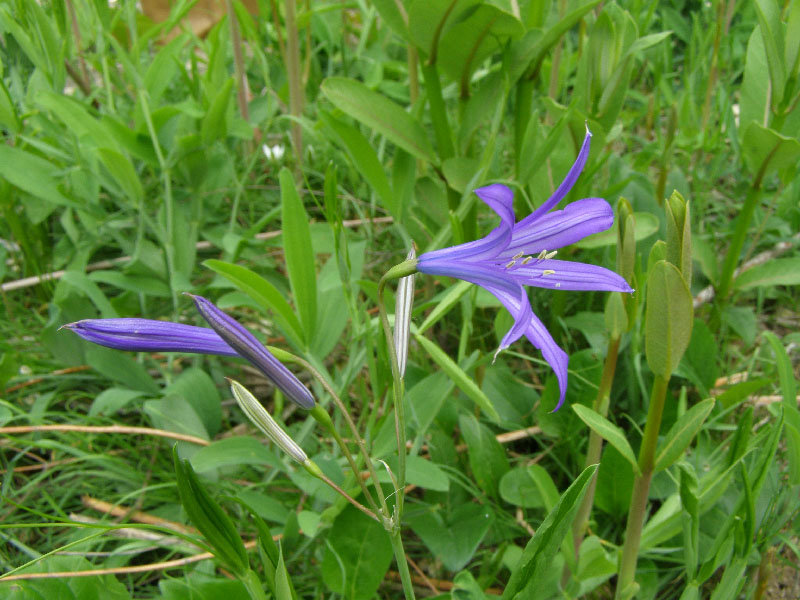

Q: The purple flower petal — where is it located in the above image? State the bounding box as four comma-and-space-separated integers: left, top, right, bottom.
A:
509, 259, 634, 292
523, 311, 569, 411
190, 295, 315, 410
417, 184, 515, 265
520, 128, 592, 224
498, 198, 614, 260
63, 319, 238, 356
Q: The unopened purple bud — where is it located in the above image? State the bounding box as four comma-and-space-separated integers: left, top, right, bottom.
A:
189, 295, 315, 410
61, 319, 238, 356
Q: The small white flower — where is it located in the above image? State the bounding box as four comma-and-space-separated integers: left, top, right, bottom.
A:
262, 144, 286, 161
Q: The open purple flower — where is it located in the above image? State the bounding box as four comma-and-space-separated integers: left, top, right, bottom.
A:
62, 296, 315, 409
417, 128, 633, 411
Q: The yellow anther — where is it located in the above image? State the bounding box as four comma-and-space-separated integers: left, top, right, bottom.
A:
505, 260, 516, 269
521, 256, 533, 265
542, 269, 556, 276
512, 251, 525, 260
545, 250, 558, 259
537, 249, 547, 260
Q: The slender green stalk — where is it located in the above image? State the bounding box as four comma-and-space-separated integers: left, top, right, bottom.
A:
226, 0, 250, 123
408, 46, 419, 104
571, 335, 621, 552
390, 528, 417, 600
716, 183, 764, 302
287, 356, 391, 522
421, 62, 454, 160
377, 274, 408, 517
139, 91, 177, 312
284, 0, 304, 165
616, 374, 670, 599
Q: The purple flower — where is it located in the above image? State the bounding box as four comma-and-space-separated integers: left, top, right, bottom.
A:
417, 128, 633, 411
62, 296, 315, 409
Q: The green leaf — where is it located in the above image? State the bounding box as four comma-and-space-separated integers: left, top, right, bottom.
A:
499, 466, 549, 508
459, 413, 510, 498
165, 368, 222, 437
173, 447, 249, 576
417, 281, 472, 334
85, 345, 159, 395
572, 404, 640, 476
60, 271, 118, 319
0, 145, 81, 211
414, 332, 499, 421
36, 91, 120, 151
377, 455, 450, 492
502, 465, 598, 600
203, 259, 304, 348
202, 78, 234, 145
734, 257, 800, 291
320, 111, 398, 219
321, 77, 437, 164
645, 261, 693, 378
89, 270, 172, 297
753, 0, 786, 108
0, 78, 20, 133
654, 398, 715, 472
191, 437, 280, 473
320, 505, 393, 600
275, 547, 294, 600
97, 148, 143, 205
407, 502, 493, 572
279, 168, 317, 347
577, 212, 659, 249
741, 121, 800, 177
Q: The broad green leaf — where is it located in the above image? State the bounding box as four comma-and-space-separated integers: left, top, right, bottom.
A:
715, 377, 770, 410
165, 367, 222, 438
572, 404, 640, 475
85, 345, 159, 395
459, 413, 510, 498
502, 465, 598, 600
0, 78, 20, 133
645, 261, 693, 378
654, 398, 715, 472
275, 547, 293, 600
320, 111, 398, 219
203, 259, 304, 348
734, 258, 800, 291
414, 332, 499, 421
499, 466, 545, 508
0, 146, 82, 211
279, 168, 317, 347
377, 455, 450, 492
407, 502, 493, 572
321, 77, 437, 164
191, 437, 280, 473
320, 505, 393, 600
89, 388, 146, 417
741, 121, 800, 177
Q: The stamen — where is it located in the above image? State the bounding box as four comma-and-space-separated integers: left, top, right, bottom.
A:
545, 250, 558, 259
555, 282, 562, 288
505, 260, 516, 269
521, 256, 533, 265
537, 249, 547, 260
542, 269, 556, 276
512, 251, 525, 260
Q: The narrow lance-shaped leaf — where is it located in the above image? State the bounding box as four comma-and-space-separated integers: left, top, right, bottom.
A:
280, 168, 318, 347
654, 398, 715, 472
573, 404, 640, 475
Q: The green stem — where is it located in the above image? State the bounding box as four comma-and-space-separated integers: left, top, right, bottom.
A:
226, 0, 250, 123
615, 374, 669, 599
421, 62, 454, 160
241, 569, 268, 600
514, 80, 534, 177
284, 0, 304, 166
390, 527, 417, 600
139, 90, 177, 313
376, 260, 418, 522
571, 336, 621, 553
309, 404, 382, 518
286, 356, 391, 522
716, 184, 763, 302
